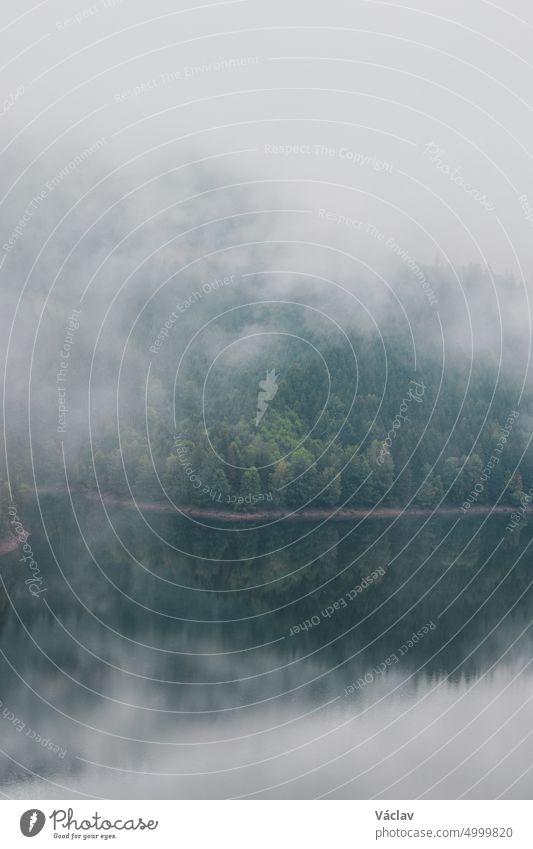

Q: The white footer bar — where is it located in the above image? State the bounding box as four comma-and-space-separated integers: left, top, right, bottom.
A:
1, 800, 531, 848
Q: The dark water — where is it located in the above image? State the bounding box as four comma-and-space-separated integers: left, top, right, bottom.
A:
1, 496, 533, 799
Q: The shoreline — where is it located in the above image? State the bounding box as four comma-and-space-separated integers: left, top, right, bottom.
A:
0, 497, 520, 556
6, 489, 522, 528
64, 492, 520, 523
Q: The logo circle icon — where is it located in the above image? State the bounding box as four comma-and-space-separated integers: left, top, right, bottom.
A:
20, 810, 46, 837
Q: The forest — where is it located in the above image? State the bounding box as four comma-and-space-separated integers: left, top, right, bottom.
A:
1, 262, 532, 520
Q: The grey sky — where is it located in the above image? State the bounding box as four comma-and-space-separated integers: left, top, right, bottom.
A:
1, 0, 532, 282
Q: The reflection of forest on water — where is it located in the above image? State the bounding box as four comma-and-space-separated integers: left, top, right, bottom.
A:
2, 499, 532, 685
1, 497, 532, 798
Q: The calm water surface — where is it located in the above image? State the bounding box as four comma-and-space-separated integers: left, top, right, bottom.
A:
1, 496, 532, 798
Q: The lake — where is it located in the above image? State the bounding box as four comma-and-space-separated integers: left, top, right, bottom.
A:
1, 495, 532, 799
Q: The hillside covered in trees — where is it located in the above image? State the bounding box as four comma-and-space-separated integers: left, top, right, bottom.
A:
1, 263, 532, 518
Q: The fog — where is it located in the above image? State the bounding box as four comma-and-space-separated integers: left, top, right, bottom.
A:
5, 663, 533, 799
2, 1, 533, 449
2, 0, 533, 805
